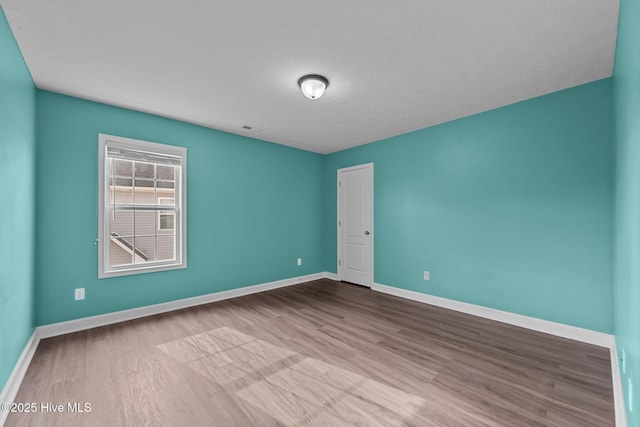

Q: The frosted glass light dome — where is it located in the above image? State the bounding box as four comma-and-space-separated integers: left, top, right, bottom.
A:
298, 75, 329, 99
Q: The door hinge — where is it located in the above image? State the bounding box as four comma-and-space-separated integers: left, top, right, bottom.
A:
339, 259, 341, 266
338, 220, 341, 226
338, 181, 341, 187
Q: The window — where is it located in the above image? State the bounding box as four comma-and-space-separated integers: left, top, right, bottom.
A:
98, 134, 187, 278
158, 197, 175, 230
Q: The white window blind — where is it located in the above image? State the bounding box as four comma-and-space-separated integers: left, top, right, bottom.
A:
98, 134, 187, 278
106, 146, 182, 166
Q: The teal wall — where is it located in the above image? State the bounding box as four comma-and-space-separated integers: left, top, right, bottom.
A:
35, 91, 324, 325
613, 0, 640, 422
323, 80, 614, 333
0, 7, 36, 392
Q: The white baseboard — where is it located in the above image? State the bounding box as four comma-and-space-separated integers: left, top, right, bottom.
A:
39, 272, 325, 339
372, 282, 614, 347
371, 282, 626, 426
0, 331, 39, 427
323, 272, 338, 281
610, 344, 629, 427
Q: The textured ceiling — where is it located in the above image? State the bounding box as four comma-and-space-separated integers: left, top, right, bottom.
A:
1, 0, 620, 154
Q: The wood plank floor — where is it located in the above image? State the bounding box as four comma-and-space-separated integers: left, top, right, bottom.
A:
6, 279, 614, 426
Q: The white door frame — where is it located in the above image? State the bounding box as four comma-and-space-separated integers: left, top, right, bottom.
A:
337, 162, 374, 287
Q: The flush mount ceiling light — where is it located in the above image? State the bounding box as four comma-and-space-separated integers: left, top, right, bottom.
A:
298, 74, 329, 100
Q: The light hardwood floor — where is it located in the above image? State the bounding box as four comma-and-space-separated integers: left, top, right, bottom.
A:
6, 279, 614, 426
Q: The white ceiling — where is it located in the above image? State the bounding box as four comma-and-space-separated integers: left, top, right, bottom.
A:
1, 1, 620, 154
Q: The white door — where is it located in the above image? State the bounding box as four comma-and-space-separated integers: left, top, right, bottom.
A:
338, 163, 373, 287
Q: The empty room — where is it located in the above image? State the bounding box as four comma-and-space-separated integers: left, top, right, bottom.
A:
0, 1, 638, 426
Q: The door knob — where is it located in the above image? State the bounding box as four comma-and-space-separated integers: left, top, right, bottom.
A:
364, 231, 370, 235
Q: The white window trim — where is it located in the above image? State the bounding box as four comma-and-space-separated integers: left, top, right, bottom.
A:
98, 133, 187, 278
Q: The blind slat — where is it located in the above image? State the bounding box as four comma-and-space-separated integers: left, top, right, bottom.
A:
106, 146, 182, 166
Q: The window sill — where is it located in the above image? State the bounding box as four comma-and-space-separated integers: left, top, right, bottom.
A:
99, 261, 187, 279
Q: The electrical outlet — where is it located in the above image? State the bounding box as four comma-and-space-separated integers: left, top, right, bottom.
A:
297, 258, 302, 266
74, 288, 85, 301
423, 271, 430, 281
